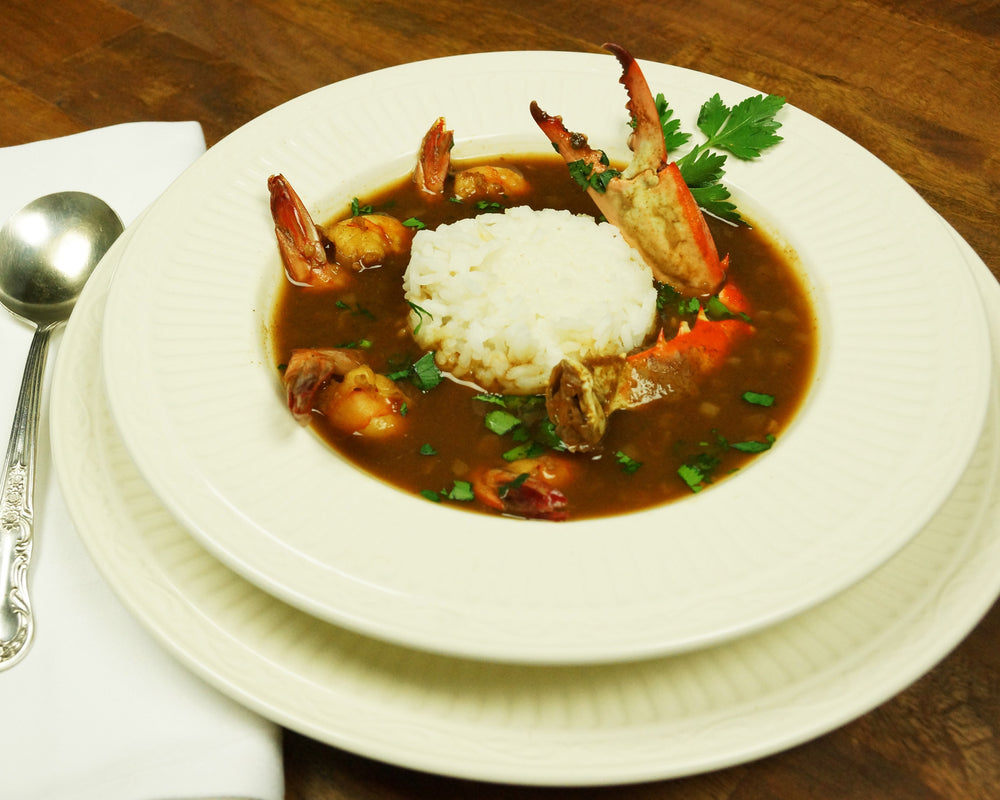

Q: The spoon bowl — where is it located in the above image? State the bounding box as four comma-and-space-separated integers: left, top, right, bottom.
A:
0, 191, 123, 671
0, 192, 123, 326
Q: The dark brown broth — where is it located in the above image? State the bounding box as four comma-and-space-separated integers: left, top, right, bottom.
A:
270, 155, 818, 520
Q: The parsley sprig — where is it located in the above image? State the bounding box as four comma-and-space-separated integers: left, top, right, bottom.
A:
657, 92, 786, 223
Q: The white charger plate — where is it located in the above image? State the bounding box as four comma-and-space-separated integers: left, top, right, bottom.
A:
53, 216, 1000, 784
100, 51, 991, 664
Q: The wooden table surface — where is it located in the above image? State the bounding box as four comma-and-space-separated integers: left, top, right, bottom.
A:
4, 1, 999, 797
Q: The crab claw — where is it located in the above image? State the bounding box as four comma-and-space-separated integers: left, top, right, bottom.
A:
530, 44, 728, 297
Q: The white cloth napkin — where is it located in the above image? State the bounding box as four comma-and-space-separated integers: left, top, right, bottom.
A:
0, 124, 285, 800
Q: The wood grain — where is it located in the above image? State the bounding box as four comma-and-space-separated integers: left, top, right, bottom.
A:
2, 1, 998, 797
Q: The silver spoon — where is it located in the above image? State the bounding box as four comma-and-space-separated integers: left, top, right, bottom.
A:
0, 192, 123, 671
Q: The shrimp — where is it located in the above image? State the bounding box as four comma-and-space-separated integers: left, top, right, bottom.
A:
471, 455, 574, 521
268, 173, 412, 287
412, 116, 530, 203
283, 348, 410, 438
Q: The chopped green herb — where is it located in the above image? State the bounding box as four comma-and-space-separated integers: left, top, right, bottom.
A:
447, 480, 475, 502
473, 393, 508, 407
419, 443, 437, 456
409, 352, 442, 391
678, 452, 722, 493
420, 489, 442, 502
475, 200, 505, 212
484, 409, 522, 436
615, 450, 643, 474
335, 299, 375, 319
498, 472, 530, 498
403, 217, 426, 230
704, 295, 751, 323
351, 197, 374, 216
731, 434, 776, 453
742, 391, 775, 407
567, 158, 621, 193
407, 301, 432, 335
654, 93, 693, 152
503, 442, 545, 462
534, 418, 565, 450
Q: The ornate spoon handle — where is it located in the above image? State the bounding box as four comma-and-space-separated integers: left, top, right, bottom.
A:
0, 324, 53, 671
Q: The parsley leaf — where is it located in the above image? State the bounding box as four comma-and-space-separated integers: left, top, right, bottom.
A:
704, 295, 751, 323
615, 450, 643, 474
567, 158, 621, 193
484, 409, 521, 436
447, 480, 475, 502
403, 217, 426, 230
678, 453, 720, 493
654, 93, 692, 152
405, 352, 442, 391
407, 301, 432, 335
697, 93, 786, 160
731, 434, 776, 453
351, 197, 373, 216
742, 391, 775, 407
656, 91, 785, 223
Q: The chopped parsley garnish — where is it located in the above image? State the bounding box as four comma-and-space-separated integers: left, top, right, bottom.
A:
389, 351, 442, 391
615, 450, 643, 474
403, 216, 427, 230
334, 299, 375, 319
419, 443, 437, 455
476, 394, 567, 454
336, 338, 372, 349
677, 427, 777, 492
447, 480, 475, 502
704, 295, 751, 322
409, 352, 442, 391
742, 391, 775, 407
567, 157, 621, 193
350, 197, 374, 216
503, 442, 546, 462
420, 480, 476, 504
484, 409, 521, 436
678, 453, 721, 493
407, 301, 432, 335
731, 434, 776, 453
475, 200, 505, 212
473, 393, 508, 407
498, 472, 530, 498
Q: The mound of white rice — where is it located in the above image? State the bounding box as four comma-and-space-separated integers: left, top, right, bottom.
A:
402, 206, 657, 394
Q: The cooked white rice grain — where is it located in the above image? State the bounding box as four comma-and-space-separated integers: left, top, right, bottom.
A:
402, 206, 657, 394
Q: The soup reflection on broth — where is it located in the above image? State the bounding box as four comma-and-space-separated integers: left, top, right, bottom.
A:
270, 154, 818, 521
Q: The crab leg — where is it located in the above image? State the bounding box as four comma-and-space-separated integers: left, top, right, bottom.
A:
546, 284, 753, 451
530, 43, 728, 297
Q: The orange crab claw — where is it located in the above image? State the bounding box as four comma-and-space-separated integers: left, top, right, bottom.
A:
530, 44, 728, 297
629, 282, 753, 378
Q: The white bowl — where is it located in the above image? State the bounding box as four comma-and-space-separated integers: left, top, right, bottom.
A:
101, 51, 991, 664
